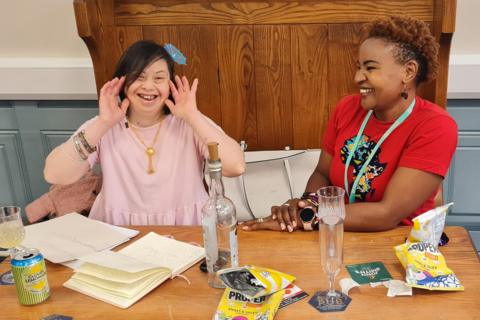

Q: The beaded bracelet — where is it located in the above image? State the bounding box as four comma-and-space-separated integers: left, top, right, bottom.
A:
301, 191, 319, 206
77, 130, 96, 154
304, 198, 319, 207
73, 135, 88, 161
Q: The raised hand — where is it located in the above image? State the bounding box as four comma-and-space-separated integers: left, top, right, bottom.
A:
98, 77, 130, 128
164, 75, 199, 121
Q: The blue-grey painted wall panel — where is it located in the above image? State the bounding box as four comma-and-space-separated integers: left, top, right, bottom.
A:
447, 137, 480, 215
445, 100, 480, 230
0, 101, 97, 222
0, 131, 30, 210
41, 131, 75, 154
469, 230, 480, 254
448, 100, 480, 132
0, 144, 17, 205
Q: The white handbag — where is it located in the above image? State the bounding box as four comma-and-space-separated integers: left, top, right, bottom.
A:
221, 148, 321, 221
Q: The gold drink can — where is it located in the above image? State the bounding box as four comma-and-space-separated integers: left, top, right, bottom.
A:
11, 248, 50, 305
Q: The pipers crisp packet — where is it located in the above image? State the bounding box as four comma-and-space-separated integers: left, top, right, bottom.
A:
213, 288, 284, 320
214, 266, 295, 320
218, 265, 296, 300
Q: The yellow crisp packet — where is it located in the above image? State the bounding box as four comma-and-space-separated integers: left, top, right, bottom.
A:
394, 242, 463, 291
213, 288, 284, 320
407, 203, 453, 247
218, 265, 296, 300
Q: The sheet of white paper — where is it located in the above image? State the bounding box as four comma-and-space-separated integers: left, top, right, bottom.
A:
62, 259, 84, 270
386, 280, 412, 297
105, 224, 139, 239
340, 278, 360, 295
22, 213, 130, 263
119, 232, 205, 275
61, 224, 140, 270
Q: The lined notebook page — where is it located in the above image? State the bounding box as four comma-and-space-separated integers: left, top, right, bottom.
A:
119, 232, 205, 276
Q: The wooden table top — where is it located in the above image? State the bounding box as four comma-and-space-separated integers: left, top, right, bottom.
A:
1, 226, 479, 320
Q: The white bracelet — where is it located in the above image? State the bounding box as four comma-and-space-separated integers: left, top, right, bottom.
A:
72, 135, 89, 160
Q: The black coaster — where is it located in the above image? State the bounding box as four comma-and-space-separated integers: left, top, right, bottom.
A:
0, 270, 14, 285
308, 291, 351, 313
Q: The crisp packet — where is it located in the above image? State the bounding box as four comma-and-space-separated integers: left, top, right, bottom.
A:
218, 265, 296, 300
213, 287, 284, 320
407, 203, 453, 247
394, 241, 463, 291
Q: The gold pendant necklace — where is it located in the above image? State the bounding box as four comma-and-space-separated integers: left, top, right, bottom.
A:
127, 118, 163, 174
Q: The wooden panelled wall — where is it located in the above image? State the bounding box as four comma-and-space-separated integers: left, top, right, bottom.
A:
74, 0, 455, 150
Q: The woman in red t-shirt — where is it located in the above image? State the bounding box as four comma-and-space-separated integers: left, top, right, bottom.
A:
242, 15, 457, 232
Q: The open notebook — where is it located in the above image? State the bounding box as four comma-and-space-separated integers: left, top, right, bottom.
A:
63, 232, 205, 308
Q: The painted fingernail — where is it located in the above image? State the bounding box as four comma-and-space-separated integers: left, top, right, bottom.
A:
287, 225, 293, 232
272, 215, 277, 220
280, 223, 286, 230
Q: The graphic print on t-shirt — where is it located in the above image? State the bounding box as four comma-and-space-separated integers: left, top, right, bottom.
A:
340, 135, 387, 201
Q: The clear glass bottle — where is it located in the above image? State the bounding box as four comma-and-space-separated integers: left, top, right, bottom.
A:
202, 142, 239, 288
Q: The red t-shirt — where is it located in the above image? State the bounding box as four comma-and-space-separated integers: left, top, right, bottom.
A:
322, 95, 458, 224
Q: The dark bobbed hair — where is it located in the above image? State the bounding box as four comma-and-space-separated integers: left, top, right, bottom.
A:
113, 40, 175, 115
361, 15, 439, 85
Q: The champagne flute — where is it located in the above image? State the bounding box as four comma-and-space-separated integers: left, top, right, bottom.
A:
0, 206, 25, 258
316, 187, 347, 308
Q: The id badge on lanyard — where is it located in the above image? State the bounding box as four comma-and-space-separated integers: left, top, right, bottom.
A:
344, 99, 416, 204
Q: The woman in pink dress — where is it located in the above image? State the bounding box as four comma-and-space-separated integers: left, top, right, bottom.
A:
44, 40, 245, 225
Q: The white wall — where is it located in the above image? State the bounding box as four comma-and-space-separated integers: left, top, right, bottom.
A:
451, 0, 480, 55
0, 0, 89, 58
0, 0, 478, 99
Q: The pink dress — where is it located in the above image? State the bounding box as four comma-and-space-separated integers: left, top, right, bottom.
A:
79, 115, 213, 225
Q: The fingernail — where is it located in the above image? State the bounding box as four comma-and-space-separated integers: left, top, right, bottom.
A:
237, 221, 244, 225
280, 223, 286, 230
292, 221, 297, 228
272, 215, 277, 220
242, 226, 249, 230
287, 225, 293, 232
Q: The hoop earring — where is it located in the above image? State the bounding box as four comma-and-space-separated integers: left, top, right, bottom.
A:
400, 84, 408, 100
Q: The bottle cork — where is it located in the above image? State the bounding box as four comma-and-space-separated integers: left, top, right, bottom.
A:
207, 142, 219, 161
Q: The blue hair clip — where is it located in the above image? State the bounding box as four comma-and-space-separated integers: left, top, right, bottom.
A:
164, 43, 187, 65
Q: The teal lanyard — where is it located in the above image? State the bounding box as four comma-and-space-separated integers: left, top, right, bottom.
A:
344, 99, 416, 203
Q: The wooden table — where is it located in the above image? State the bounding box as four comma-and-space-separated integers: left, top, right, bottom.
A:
1, 226, 479, 319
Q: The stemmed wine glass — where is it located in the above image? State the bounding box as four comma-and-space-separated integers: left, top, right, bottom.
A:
0, 206, 25, 283
316, 186, 347, 309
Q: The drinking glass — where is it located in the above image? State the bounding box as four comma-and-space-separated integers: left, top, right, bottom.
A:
316, 186, 346, 306
0, 206, 25, 258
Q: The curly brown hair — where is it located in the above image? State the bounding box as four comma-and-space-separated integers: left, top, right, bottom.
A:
361, 15, 439, 84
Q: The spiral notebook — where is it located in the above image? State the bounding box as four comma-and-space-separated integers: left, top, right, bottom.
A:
63, 232, 205, 308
